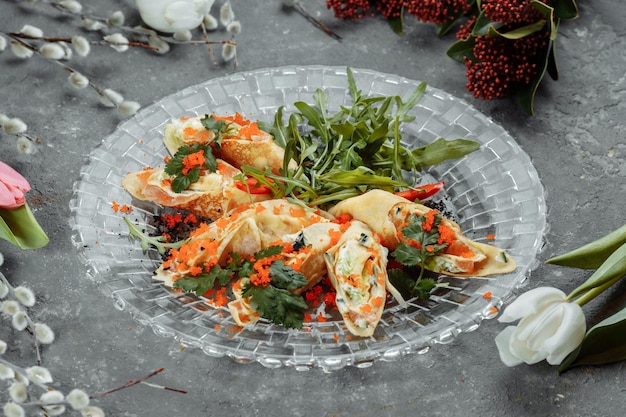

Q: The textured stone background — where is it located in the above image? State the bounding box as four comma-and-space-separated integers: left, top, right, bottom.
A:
1, 1, 625, 416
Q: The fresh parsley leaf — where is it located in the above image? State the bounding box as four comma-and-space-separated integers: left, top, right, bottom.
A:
164, 143, 217, 193
388, 267, 437, 300
173, 265, 232, 296
200, 115, 228, 149
268, 261, 308, 290
242, 284, 307, 328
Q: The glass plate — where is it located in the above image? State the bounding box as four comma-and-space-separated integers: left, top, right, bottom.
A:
69, 66, 546, 371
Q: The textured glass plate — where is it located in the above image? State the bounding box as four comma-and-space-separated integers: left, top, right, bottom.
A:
69, 66, 546, 371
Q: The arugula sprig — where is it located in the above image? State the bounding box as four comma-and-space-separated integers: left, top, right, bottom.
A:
164, 143, 217, 193
124, 217, 186, 254
173, 244, 310, 329
391, 212, 447, 296
254, 67, 479, 208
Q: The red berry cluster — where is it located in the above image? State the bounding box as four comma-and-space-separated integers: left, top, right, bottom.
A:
405, 0, 472, 25
327, 0, 472, 24
464, 31, 549, 100
481, 0, 544, 24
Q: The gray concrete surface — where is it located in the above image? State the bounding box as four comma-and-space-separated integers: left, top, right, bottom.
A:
1, 0, 625, 416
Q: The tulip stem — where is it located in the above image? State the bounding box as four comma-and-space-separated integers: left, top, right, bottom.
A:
570, 275, 622, 307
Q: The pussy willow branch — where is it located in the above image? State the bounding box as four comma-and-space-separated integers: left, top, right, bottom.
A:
90, 368, 188, 398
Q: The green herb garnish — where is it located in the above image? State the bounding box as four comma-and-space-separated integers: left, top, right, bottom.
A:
252, 67, 479, 209
124, 217, 186, 254
391, 212, 447, 295
172, 244, 310, 329
164, 143, 217, 193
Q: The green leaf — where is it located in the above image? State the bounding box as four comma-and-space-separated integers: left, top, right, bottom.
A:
514, 37, 554, 116
487, 20, 547, 39
552, 0, 579, 20
546, 224, 626, 269
0, 203, 49, 250
387, 9, 404, 35
410, 137, 481, 169
447, 36, 476, 63
242, 284, 307, 328
173, 265, 232, 296
268, 261, 308, 290
567, 242, 626, 300
472, 10, 501, 36
559, 306, 626, 373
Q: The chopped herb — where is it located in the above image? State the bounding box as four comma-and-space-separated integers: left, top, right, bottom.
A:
241, 283, 308, 329
164, 143, 218, 193
388, 268, 437, 300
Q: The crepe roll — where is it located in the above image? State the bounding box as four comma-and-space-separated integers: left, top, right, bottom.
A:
163, 114, 296, 173
324, 220, 396, 337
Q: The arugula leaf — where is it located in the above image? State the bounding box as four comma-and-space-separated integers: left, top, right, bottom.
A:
173, 265, 232, 296
247, 68, 479, 209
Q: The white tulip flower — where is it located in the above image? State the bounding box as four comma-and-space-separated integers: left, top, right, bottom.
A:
135, 0, 215, 33
495, 287, 586, 366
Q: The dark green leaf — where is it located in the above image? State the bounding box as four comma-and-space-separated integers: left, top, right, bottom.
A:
559, 306, 626, 373
242, 284, 307, 328
173, 265, 232, 296
514, 38, 554, 116
268, 261, 308, 290
447, 36, 476, 63
551, 0, 579, 20
487, 20, 547, 39
387, 11, 404, 35
410, 138, 481, 169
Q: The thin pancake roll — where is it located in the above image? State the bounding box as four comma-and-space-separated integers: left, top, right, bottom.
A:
329, 189, 516, 277
121, 160, 270, 219
324, 220, 405, 337
162, 114, 296, 173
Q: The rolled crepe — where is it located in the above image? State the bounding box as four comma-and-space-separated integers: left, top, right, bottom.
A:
154, 199, 334, 288
324, 220, 403, 338
329, 189, 516, 277
121, 159, 270, 220
163, 114, 296, 173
